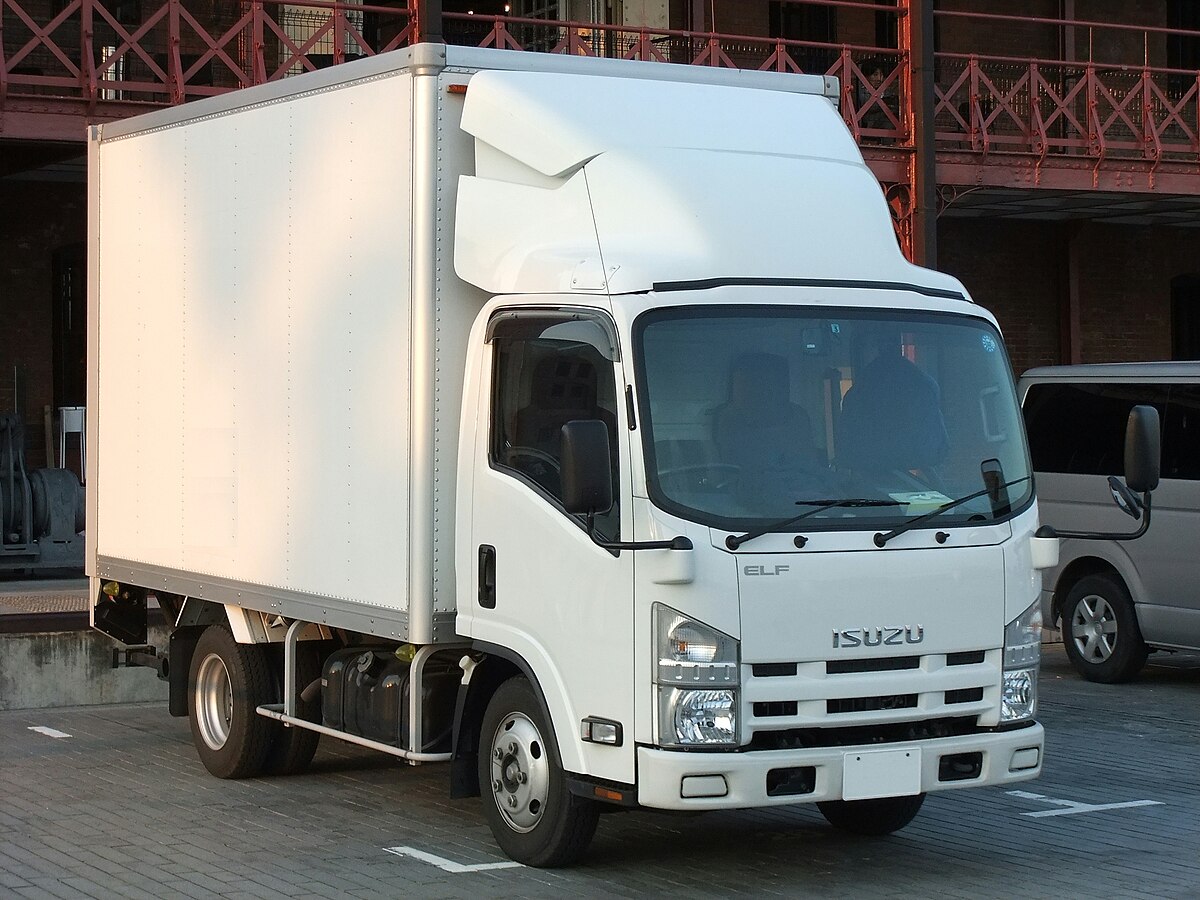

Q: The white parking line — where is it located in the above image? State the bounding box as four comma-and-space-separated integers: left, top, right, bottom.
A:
27, 726, 71, 739
383, 846, 523, 873
1007, 789, 1163, 818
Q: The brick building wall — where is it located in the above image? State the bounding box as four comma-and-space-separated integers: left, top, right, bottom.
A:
939, 217, 1191, 375
1073, 222, 1191, 363
938, 218, 1063, 375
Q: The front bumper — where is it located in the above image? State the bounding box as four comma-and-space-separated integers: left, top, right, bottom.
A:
636, 723, 1044, 811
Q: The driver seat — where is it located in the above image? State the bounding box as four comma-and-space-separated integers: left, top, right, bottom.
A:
710, 353, 814, 474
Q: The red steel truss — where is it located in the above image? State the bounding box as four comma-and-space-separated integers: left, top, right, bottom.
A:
7, 0, 1200, 256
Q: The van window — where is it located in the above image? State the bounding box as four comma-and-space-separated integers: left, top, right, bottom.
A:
1024, 382, 1169, 475
1163, 385, 1200, 480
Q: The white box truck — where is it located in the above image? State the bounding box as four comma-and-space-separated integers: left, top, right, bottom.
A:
90, 42, 1093, 866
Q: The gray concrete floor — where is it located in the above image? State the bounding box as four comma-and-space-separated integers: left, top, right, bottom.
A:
1, 645, 1197, 898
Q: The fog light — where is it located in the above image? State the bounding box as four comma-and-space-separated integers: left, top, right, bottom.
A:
680, 775, 727, 798
1010, 747, 1040, 771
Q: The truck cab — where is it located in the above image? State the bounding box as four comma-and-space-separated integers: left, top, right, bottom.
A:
455, 282, 1047, 862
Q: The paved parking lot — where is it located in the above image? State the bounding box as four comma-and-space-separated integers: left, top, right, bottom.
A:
1, 645, 1198, 899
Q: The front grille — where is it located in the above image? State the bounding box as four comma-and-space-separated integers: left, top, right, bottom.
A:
744, 649, 998, 735
827, 694, 917, 714
947, 650, 986, 666
747, 716, 979, 751
945, 687, 984, 705
754, 701, 799, 718
827, 656, 920, 674
752, 663, 797, 678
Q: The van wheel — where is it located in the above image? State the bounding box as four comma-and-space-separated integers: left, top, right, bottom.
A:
188, 625, 277, 779
1061, 573, 1148, 683
478, 677, 599, 867
264, 642, 323, 776
818, 793, 925, 835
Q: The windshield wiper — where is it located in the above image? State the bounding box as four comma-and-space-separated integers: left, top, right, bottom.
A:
873, 476, 1030, 548
725, 498, 902, 550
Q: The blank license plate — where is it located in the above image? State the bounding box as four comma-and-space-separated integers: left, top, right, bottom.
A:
842, 748, 922, 801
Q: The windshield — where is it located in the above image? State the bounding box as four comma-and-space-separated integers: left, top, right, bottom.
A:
633, 305, 1033, 530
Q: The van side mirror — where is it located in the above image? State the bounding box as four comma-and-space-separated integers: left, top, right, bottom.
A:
560, 420, 613, 516
1124, 405, 1160, 494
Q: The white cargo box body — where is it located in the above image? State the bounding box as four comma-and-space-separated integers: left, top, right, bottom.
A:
88, 45, 838, 641
89, 46, 479, 642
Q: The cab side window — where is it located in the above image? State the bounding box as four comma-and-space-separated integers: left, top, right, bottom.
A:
489, 315, 620, 540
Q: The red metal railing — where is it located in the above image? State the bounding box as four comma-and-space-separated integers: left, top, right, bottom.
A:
6, 0, 1200, 175
443, 13, 909, 143
0, 0, 415, 107
930, 8, 1200, 175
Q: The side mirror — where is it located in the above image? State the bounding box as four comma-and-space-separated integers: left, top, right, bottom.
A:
980, 458, 1011, 517
560, 420, 613, 516
1123, 405, 1161, 494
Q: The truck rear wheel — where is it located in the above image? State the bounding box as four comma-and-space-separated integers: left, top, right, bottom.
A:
478, 677, 599, 867
1061, 573, 1148, 683
188, 625, 276, 779
818, 793, 925, 835
264, 642, 322, 776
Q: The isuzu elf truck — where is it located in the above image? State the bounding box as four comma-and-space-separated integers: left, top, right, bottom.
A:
88, 43, 1159, 866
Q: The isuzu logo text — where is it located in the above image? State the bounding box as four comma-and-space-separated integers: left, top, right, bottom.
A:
832, 625, 925, 648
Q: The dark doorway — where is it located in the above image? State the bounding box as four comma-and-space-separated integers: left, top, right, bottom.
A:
52, 243, 87, 409
769, 1, 837, 73
1171, 274, 1200, 360
1168, 0, 1200, 96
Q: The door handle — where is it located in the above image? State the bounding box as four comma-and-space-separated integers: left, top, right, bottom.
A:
478, 544, 497, 609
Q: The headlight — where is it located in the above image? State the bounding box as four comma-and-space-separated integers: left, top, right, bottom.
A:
654, 605, 740, 746
1002, 669, 1037, 722
1001, 600, 1042, 722
660, 688, 737, 745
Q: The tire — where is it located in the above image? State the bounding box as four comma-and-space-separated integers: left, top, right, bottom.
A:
478, 677, 599, 867
1061, 573, 1148, 683
818, 793, 925, 836
188, 624, 277, 779
263, 642, 323, 776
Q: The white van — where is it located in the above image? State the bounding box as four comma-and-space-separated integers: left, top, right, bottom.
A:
1019, 363, 1200, 682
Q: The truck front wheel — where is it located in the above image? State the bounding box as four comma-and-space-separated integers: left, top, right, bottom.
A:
188, 624, 276, 779
818, 793, 925, 835
478, 677, 599, 867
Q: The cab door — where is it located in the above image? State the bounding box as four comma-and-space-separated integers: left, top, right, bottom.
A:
467, 308, 635, 784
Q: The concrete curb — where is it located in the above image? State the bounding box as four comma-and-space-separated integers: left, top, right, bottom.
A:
0, 625, 170, 710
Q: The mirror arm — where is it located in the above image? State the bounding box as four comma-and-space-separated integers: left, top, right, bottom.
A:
583, 514, 693, 552
591, 535, 694, 552
1038, 493, 1153, 543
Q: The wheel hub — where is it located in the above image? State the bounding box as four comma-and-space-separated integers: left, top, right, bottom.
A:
488, 712, 549, 833
1071, 594, 1118, 662
195, 652, 234, 751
